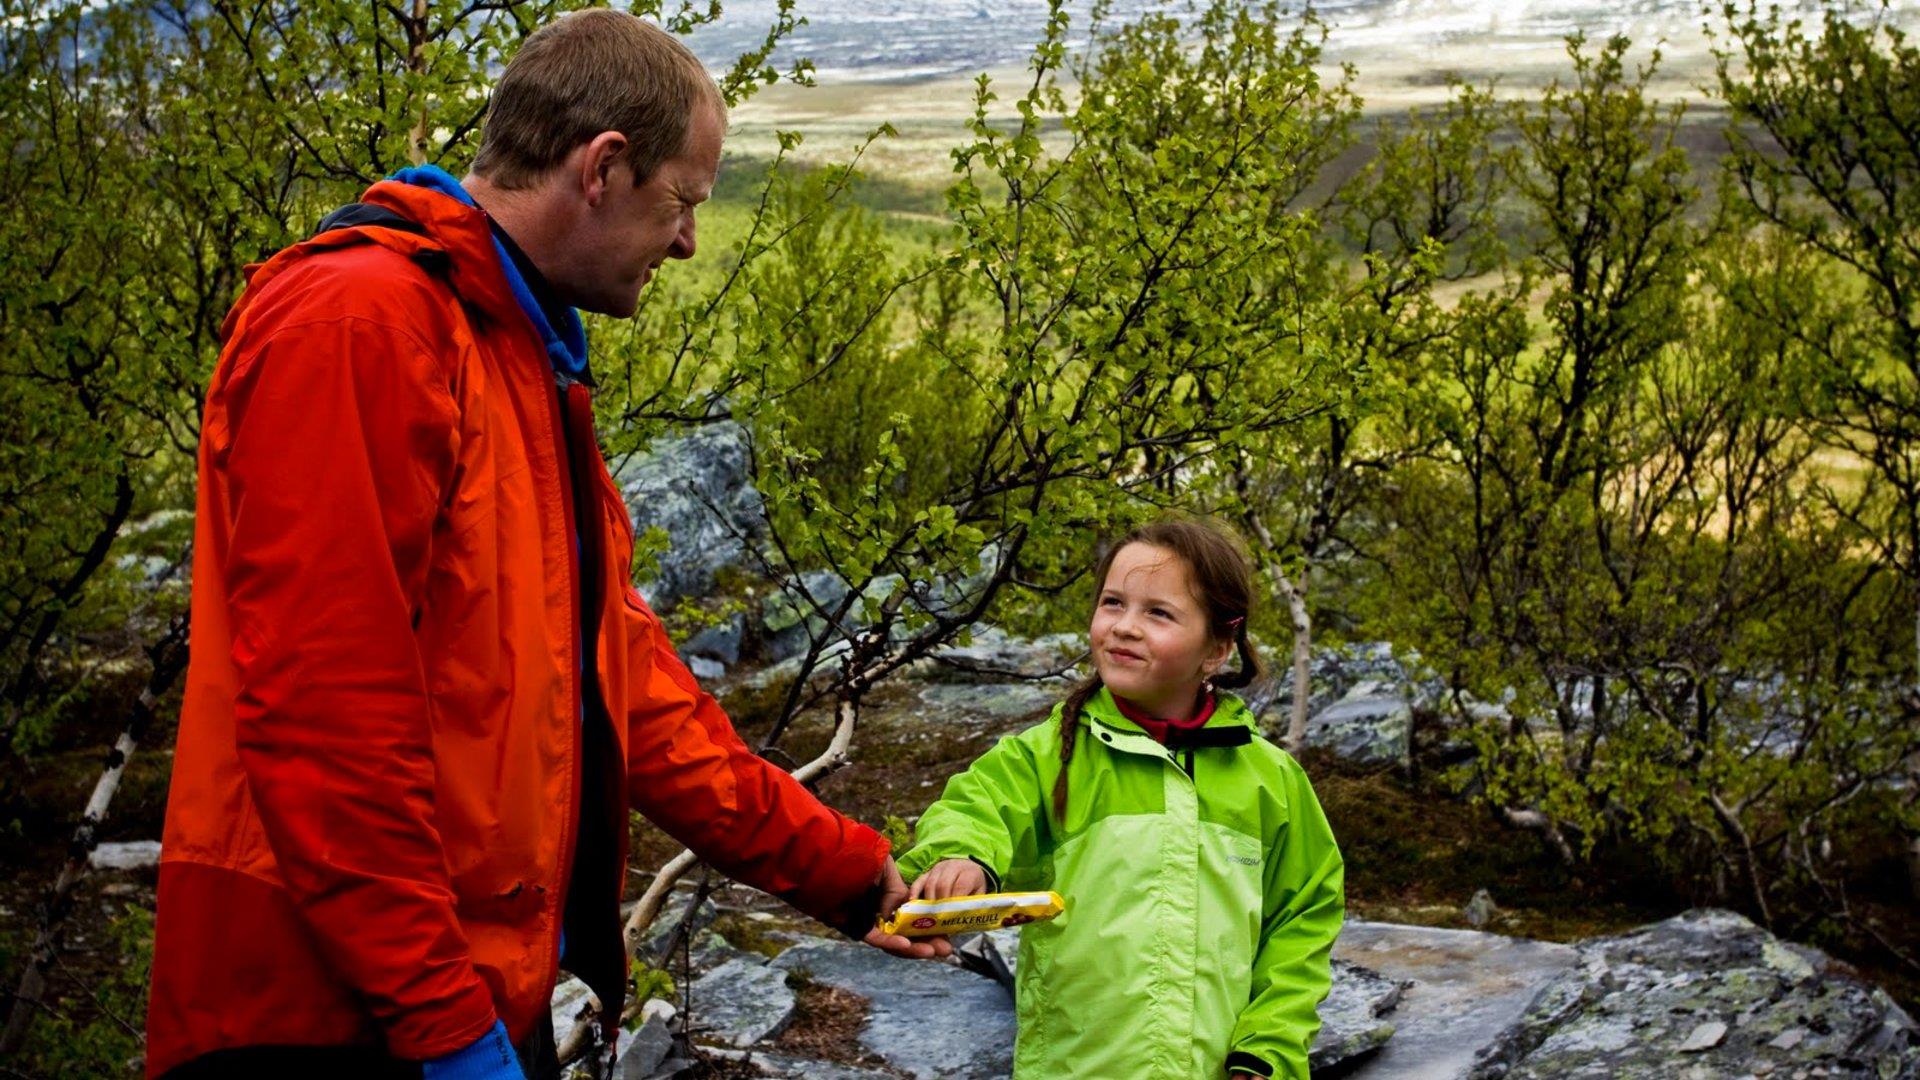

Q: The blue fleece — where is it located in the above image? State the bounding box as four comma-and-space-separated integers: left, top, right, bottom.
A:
388, 165, 589, 380
423, 1019, 523, 1080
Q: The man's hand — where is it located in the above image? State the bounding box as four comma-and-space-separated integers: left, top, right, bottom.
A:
906, 858, 986, 901
861, 856, 953, 960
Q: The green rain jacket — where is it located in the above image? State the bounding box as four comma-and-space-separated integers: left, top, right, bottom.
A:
898, 688, 1344, 1080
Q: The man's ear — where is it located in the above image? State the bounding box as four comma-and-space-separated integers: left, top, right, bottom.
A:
574, 131, 629, 208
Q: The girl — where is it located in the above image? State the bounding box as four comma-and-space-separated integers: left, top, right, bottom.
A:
898, 519, 1344, 1080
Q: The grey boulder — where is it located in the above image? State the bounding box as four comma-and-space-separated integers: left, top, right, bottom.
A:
1468, 909, 1920, 1080
1306, 681, 1413, 767
613, 421, 763, 613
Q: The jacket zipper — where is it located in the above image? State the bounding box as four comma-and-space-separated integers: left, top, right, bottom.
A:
546, 368, 586, 998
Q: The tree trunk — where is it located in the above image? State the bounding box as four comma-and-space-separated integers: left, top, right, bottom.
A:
1274, 566, 1313, 757
405, 0, 430, 164
1501, 806, 1576, 867
0, 617, 187, 1055
1910, 602, 1920, 901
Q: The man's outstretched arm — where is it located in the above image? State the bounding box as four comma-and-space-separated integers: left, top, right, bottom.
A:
620, 593, 946, 957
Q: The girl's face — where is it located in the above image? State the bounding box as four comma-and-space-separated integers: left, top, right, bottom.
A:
1090, 543, 1234, 719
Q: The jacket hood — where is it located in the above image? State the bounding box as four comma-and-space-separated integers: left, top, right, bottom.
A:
221, 179, 525, 344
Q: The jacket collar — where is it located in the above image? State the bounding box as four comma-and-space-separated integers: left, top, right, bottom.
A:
384, 165, 590, 382
1080, 686, 1257, 756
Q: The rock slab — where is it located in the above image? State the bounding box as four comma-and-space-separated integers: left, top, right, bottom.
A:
1335, 920, 1580, 1079
771, 939, 1013, 1080
690, 957, 797, 1048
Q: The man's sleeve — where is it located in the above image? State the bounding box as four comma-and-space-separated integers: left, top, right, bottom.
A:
622, 596, 891, 938
1227, 753, 1346, 1080
220, 315, 498, 1060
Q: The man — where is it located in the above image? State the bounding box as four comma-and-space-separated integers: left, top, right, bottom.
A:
146, 12, 947, 1079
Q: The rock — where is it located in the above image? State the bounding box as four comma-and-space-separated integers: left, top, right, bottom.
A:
682, 614, 745, 665
1466, 909, 1920, 1080
616, 1015, 674, 1079
640, 894, 721, 965
759, 930, 1403, 1078
745, 637, 852, 691
687, 655, 726, 681
613, 422, 763, 613
1311, 959, 1404, 1071
748, 1051, 900, 1079
550, 975, 598, 1044
1334, 919, 1579, 1079
928, 628, 1082, 680
89, 840, 161, 871
1464, 888, 1498, 929
954, 929, 1016, 995
760, 570, 854, 663
916, 682, 1061, 725
770, 938, 1014, 1079
688, 957, 796, 1047
1306, 681, 1413, 767
1677, 1020, 1728, 1052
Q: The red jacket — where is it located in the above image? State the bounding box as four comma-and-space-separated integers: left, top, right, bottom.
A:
147, 181, 889, 1075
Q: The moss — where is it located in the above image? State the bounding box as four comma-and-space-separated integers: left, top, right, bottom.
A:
710, 911, 798, 960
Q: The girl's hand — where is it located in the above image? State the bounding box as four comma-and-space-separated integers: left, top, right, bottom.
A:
907, 858, 987, 901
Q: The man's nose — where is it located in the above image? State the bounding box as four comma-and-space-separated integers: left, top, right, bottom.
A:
670, 215, 697, 260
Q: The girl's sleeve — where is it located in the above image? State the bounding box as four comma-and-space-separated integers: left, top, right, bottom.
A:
1227, 753, 1346, 1080
896, 724, 1053, 891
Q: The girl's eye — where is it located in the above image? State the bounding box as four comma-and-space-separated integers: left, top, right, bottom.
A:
1100, 596, 1122, 607
1149, 608, 1170, 619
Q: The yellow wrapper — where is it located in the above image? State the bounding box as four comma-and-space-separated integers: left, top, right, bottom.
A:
881, 890, 1065, 937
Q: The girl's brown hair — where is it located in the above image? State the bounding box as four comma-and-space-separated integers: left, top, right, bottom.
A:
1052, 518, 1263, 820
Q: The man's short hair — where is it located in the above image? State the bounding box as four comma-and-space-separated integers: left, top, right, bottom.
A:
472, 10, 725, 190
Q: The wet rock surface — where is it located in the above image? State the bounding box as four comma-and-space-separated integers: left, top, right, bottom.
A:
1334, 920, 1581, 1079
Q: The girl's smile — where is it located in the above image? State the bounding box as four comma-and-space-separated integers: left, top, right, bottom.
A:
1090, 542, 1234, 720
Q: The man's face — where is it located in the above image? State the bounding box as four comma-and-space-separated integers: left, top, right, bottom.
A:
570, 105, 722, 317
